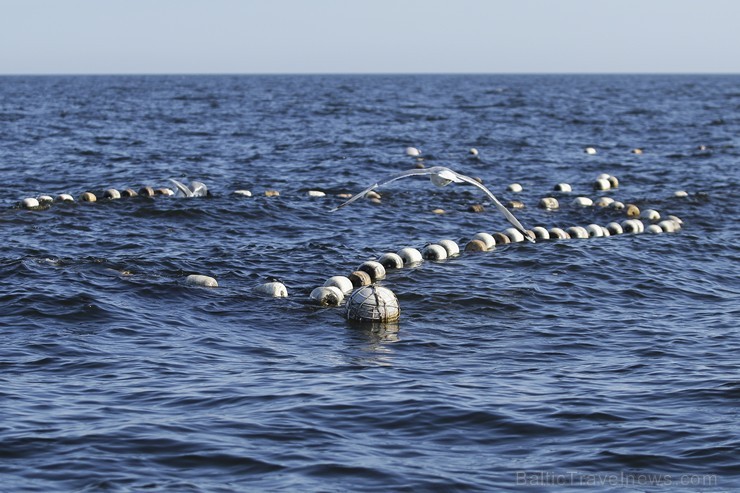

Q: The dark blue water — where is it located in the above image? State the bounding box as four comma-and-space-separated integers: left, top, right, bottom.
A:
0, 74, 738, 492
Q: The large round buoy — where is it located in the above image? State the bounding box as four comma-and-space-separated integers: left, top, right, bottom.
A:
310, 286, 344, 306
185, 274, 218, 287
357, 261, 386, 282
378, 253, 404, 270
324, 275, 354, 293
397, 247, 423, 266
346, 285, 400, 323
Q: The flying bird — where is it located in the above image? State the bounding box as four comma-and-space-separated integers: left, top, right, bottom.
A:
331, 166, 535, 242
169, 179, 210, 198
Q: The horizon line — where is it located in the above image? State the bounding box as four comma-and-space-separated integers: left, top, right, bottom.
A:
0, 71, 738, 77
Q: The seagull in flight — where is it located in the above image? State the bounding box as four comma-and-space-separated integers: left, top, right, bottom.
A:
169, 179, 210, 198
331, 166, 535, 243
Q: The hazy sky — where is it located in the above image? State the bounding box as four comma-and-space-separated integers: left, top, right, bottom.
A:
1, 0, 738, 74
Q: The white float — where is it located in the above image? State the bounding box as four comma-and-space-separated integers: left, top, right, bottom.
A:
585, 224, 604, 237
422, 244, 448, 260
405, 146, 421, 157
185, 274, 218, 287
503, 228, 525, 243
377, 253, 404, 270
641, 209, 661, 221
548, 227, 569, 239
56, 194, 75, 202
357, 260, 386, 281
472, 232, 496, 250
397, 247, 423, 266
255, 281, 288, 297
21, 198, 40, 209
324, 275, 354, 293
233, 190, 253, 197
572, 197, 593, 207
531, 226, 550, 240
594, 197, 614, 207
566, 226, 589, 239
539, 197, 559, 209
310, 286, 344, 306
621, 219, 645, 234
507, 183, 523, 193
437, 239, 460, 257
554, 183, 572, 192
606, 222, 623, 235
307, 190, 326, 197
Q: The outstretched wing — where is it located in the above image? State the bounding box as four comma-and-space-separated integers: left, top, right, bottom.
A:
190, 181, 208, 197
451, 171, 536, 243
331, 168, 433, 212
169, 179, 194, 198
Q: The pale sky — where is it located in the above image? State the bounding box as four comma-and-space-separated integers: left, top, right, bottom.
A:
1, 0, 738, 74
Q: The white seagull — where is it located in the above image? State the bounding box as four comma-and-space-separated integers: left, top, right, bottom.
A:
169, 179, 210, 198
331, 166, 535, 243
